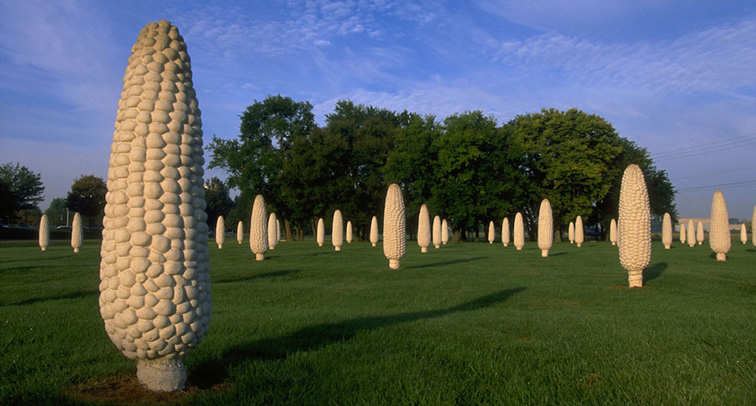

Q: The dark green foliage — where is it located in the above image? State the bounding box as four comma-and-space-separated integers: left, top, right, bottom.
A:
66, 174, 106, 227
204, 177, 235, 230
44, 197, 69, 227
0, 162, 45, 223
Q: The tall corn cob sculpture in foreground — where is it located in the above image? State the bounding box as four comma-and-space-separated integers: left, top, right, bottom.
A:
441, 219, 449, 244
215, 216, 225, 249
332, 210, 344, 251
686, 219, 696, 247
99, 20, 211, 392
316, 218, 325, 247
236, 221, 243, 244
383, 184, 405, 269
72, 212, 82, 253
740, 223, 747, 244
370, 216, 378, 247
417, 204, 430, 253
514, 212, 524, 250
618, 164, 651, 288
39, 214, 49, 251
662, 213, 672, 249
609, 219, 617, 246
488, 221, 495, 244
575, 216, 584, 247
268, 213, 277, 250
709, 190, 730, 261
696, 221, 704, 245
538, 199, 553, 257
346, 221, 353, 244
250, 195, 268, 261
432, 215, 441, 249
502, 217, 510, 247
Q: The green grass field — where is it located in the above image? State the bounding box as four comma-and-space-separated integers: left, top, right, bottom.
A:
1, 237, 754, 405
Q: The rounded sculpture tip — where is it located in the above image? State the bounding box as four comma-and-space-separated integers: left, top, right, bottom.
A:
371, 243, 376, 247
541, 249, 549, 257
435, 244, 440, 249
41, 247, 46, 252
318, 243, 323, 247
74, 248, 79, 253
335, 246, 341, 251
421, 247, 427, 253
516, 247, 522, 251
218, 244, 223, 249
628, 271, 643, 288
255, 253, 265, 261
716, 253, 726, 261
389, 259, 400, 269
137, 358, 186, 392
664, 245, 670, 250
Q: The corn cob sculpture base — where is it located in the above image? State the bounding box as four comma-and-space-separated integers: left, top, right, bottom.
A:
137, 358, 185, 392
389, 259, 401, 270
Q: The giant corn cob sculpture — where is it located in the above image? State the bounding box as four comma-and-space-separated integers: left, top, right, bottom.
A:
268, 213, 278, 250
441, 219, 449, 244
514, 212, 524, 251
250, 195, 268, 261
609, 218, 617, 246
432, 215, 441, 249
237, 221, 243, 244
686, 219, 696, 247
215, 216, 224, 249
709, 190, 730, 261
99, 20, 210, 392
488, 221, 495, 244
662, 213, 672, 249
346, 220, 353, 244
370, 216, 379, 247
568, 221, 575, 244
383, 184, 405, 269
752, 204, 756, 247
72, 212, 82, 253
740, 223, 747, 244
39, 214, 49, 252
417, 204, 430, 253
316, 218, 325, 247
538, 199, 553, 257
502, 217, 510, 247
618, 164, 651, 288
332, 210, 344, 251
696, 221, 704, 245
679, 223, 686, 245
575, 216, 584, 247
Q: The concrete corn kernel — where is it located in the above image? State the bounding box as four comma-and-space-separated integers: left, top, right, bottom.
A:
383, 184, 405, 269
39, 214, 49, 251
575, 216, 584, 247
332, 210, 343, 251
514, 212, 524, 251
618, 164, 651, 287
417, 204, 430, 253
432, 215, 441, 249
686, 219, 695, 247
249, 195, 268, 261
709, 190, 730, 261
609, 218, 617, 246
316, 218, 325, 247
268, 213, 277, 250
662, 213, 672, 249
99, 20, 210, 392
538, 199, 553, 257
488, 221, 495, 244
72, 212, 83, 253
370, 216, 379, 247
501, 218, 510, 247
215, 216, 224, 249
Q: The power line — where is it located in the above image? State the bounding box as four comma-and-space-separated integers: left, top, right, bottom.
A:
653, 134, 756, 162
671, 164, 756, 181
675, 178, 756, 193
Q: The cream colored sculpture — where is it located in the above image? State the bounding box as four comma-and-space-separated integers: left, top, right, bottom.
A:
609, 218, 617, 246
316, 218, 325, 247
236, 221, 243, 244
618, 164, 651, 288
346, 221, 353, 244
740, 223, 747, 244
568, 222, 575, 244
538, 199, 553, 257
441, 219, 449, 244
383, 184, 405, 269
250, 195, 268, 261
71, 212, 82, 253
709, 190, 730, 261
488, 221, 495, 244
276, 219, 281, 243
501, 218, 510, 247
432, 215, 441, 249
679, 223, 686, 245
332, 210, 344, 251
662, 213, 672, 249
370, 216, 378, 247
696, 221, 704, 245
99, 20, 211, 392
417, 204, 430, 253
575, 216, 584, 248
752, 204, 756, 247
268, 213, 278, 250
215, 216, 225, 249
39, 214, 49, 251
514, 212, 524, 251
686, 219, 696, 247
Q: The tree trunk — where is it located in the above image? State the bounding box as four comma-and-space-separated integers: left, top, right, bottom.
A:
452, 229, 462, 243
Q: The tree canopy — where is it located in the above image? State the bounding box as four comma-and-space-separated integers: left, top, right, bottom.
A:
67, 174, 106, 227
0, 162, 45, 224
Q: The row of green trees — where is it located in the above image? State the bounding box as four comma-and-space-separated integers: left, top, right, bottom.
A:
207, 95, 677, 241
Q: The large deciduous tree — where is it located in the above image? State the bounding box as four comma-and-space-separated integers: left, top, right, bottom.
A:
45, 197, 69, 226
67, 174, 106, 227
204, 177, 235, 232
0, 162, 45, 223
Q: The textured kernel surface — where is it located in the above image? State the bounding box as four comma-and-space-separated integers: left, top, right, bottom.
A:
501, 218, 510, 247
268, 212, 277, 250
370, 216, 379, 246
662, 213, 672, 248
417, 204, 430, 251
537, 199, 553, 253
575, 216, 584, 247
709, 190, 730, 258
332, 210, 343, 250
383, 184, 406, 265
250, 195, 268, 258
514, 212, 524, 250
618, 164, 651, 275
432, 216, 441, 248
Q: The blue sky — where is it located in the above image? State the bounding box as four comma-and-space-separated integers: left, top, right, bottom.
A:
1, 0, 754, 220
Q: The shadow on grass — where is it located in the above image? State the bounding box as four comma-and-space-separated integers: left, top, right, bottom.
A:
408, 256, 485, 269
0, 255, 73, 265
549, 252, 567, 257
189, 286, 526, 388
643, 262, 668, 284
3, 289, 98, 307
213, 269, 302, 284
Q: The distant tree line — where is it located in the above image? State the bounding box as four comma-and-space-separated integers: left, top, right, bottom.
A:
207, 95, 678, 242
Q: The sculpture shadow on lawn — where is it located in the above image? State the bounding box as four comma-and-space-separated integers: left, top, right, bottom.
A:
189, 286, 527, 388
643, 262, 668, 284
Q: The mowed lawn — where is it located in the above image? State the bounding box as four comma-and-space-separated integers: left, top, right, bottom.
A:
1, 237, 754, 405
